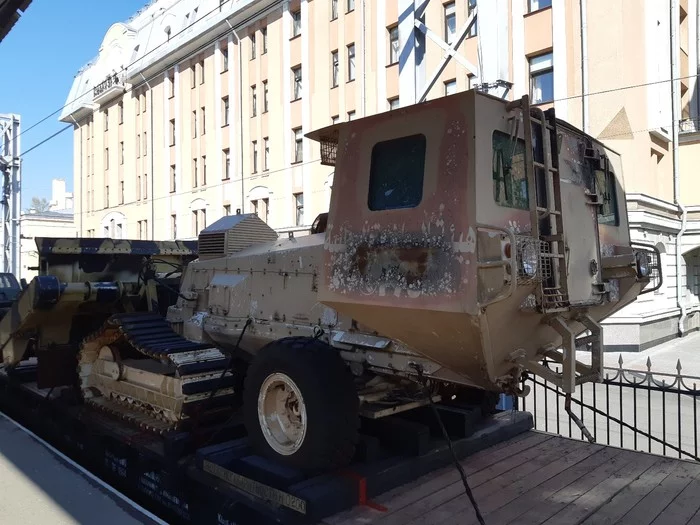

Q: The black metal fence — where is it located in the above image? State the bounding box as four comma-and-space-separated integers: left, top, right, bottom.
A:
517, 357, 700, 462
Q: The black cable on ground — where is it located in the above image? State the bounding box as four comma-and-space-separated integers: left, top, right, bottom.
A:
410, 363, 486, 525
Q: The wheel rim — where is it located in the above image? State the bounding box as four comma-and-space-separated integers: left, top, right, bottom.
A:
257, 372, 308, 456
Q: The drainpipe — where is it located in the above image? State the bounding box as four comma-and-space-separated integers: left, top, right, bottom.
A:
671, 0, 688, 336
360, 0, 366, 116
70, 115, 82, 235
580, 0, 589, 133
227, 20, 245, 214
140, 72, 155, 241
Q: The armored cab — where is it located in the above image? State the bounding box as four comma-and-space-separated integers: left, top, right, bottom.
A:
306, 89, 653, 395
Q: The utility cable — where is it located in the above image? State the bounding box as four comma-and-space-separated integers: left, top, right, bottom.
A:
410, 363, 486, 525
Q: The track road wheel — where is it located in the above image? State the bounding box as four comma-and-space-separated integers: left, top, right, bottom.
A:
243, 337, 359, 471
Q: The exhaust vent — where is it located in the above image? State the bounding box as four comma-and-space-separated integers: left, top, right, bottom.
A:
197, 213, 278, 260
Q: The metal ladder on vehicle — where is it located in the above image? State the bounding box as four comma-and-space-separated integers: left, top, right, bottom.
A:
507, 96, 604, 398
506, 95, 569, 313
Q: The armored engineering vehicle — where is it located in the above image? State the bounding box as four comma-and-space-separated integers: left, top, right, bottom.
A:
0, 90, 657, 473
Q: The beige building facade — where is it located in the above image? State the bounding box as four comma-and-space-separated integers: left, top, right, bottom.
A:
20, 179, 75, 282
59, 0, 700, 352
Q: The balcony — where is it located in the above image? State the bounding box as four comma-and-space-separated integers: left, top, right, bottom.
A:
93, 71, 126, 105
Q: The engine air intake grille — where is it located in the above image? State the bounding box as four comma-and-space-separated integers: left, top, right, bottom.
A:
198, 232, 226, 258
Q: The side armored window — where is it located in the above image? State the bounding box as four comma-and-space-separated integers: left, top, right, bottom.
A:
492, 130, 528, 209
368, 134, 426, 211
595, 160, 619, 226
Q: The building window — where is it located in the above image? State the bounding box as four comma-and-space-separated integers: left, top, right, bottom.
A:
331, 0, 338, 20
445, 79, 457, 95
137, 134, 141, 157
137, 175, 141, 200
170, 164, 176, 192
389, 26, 399, 65
193, 110, 198, 138
292, 10, 301, 37
348, 110, 356, 121
104, 109, 109, 131
389, 97, 400, 110
252, 141, 258, 173
263, 137, 269, 171
331, 50, 339, 87
222, 46, 228, 72
199, 59, 205, 84
294, 193, 304, 226
263, 80, 269, 112
119, 141, 124, 164
368, 134, 426, 211
168, 70, 175, 98
467, 0, 477, 37
193, 158, 199, 187
251, 85, 257, 116
347, 44, 356, 81
118, 102, 124, 124
292, 66, 302, 100
347, 0, 355, 13
202, 155, 207, 185
528, 0, 552, 12
492, 130, 528, 209
170, 118, 176, 145
143, 132, 147, 156
201, 107, 206, 135
171, 214, 177, 239
444, 2, 456, 44
141, 92, 147, 113
192, 209, 206, 234
529, 52, 554, 104
293, 128, 303, 163
105, 185, 109, 208
223, 149, 231, 180
143, 173, 148, 199
119, 180, 124, 204
191, 64, 196, 88
104, 147, 109, 170
222, 96, 230, 126
251, 33, 256, 59
262, 27, 268, 53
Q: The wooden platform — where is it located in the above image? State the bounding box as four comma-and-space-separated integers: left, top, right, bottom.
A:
324, 430, 700, 525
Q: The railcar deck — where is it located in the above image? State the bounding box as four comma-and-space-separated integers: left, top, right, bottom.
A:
324, 430, 700, 525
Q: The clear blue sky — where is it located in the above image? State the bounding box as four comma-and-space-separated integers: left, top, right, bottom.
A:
0, 0, 148, 210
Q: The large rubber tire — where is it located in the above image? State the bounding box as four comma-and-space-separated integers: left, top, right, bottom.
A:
243, 337, 360, 471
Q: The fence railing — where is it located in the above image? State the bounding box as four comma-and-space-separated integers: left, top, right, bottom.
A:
517, 357, 700, 462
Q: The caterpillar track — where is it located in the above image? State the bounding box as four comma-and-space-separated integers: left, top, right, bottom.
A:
78, 312, 237, 434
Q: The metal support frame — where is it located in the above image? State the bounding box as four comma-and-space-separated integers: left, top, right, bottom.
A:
399, 0, 512, 106
0, 114, 20, 277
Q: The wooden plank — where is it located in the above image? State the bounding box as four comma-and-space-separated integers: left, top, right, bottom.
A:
537, 451, 662, 525
484, 444, 624, 524
324, 431, 551, 525
512, 448, 644, 525
686, 508, 700, 525
648, 471, 700, 525
578, 456, 684, 525
370, 435, 582, 525
420, 439, 604, 525
615, 461, 700, 525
